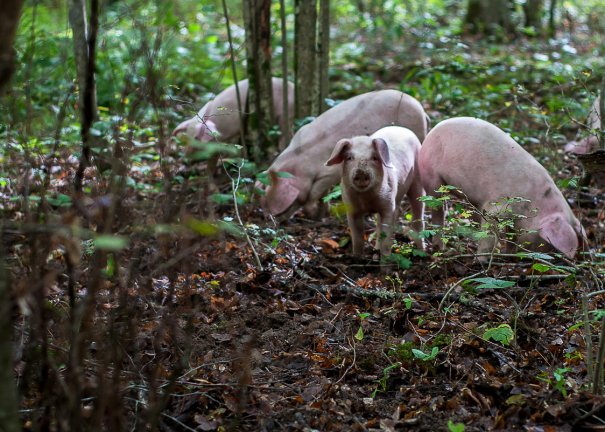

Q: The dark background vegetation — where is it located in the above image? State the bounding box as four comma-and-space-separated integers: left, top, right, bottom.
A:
2, 0, 605, 430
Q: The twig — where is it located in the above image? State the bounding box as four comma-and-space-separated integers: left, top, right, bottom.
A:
160, 412, 197, 432
227, 161, 263, 270
583, 290, 594, 391
334, 335, 356, 385
599, 75, 605, 150
594, 316, 605, 394
576, 404, 605, 424
438, 271, 484, 311
306, 282, 437, 301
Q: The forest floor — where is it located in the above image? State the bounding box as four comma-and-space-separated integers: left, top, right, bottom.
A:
10, 148, 605, 431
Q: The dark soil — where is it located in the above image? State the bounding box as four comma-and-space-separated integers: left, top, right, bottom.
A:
8, 155, 605, 431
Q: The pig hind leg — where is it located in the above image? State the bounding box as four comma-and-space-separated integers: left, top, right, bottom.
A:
420, 172, 447, 249
406, 178, 426, 250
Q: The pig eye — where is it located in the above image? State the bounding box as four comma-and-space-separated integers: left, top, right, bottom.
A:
372, 156, 379, 161
346, 155, 354, 161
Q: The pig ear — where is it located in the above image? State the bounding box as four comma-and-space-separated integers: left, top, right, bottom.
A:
372, 138, 394, 168
325, 139, 351, 166
539, 214, 579, 259
265, 170, 300, 216
172, 119, 191, 137
195, 119, 219, 141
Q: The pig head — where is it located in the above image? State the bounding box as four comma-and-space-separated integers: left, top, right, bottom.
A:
418, 117, 585, 259
326, 137, 391, 192
172, 103, 218, 141
262, 90, 429, 219
173, 77, 295, 147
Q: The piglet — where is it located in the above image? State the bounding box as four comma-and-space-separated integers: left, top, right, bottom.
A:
564, 96, 602, 154
262, 90, 429, 220
326, 126, 425, 258
418, 117, 585, 259
173, 77, 295, 148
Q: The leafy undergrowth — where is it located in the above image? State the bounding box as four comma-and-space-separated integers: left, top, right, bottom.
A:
5, 149, 605, 430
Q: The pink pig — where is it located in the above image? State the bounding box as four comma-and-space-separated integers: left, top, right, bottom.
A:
418, 117, 585, 259
262, 90, 429, 219
564, 96, 602, 155
172, 77, 295, 148
326, 126, 425, 257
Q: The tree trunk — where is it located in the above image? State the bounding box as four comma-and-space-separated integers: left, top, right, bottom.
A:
0, 242, 19, 432
523, 0, 543, 32
294, 0, 318, 118
548, 0, 557, 37
69, 0, 97, 120
279, 0, 290, 146
465, 0, 514, 36
0, 0, 24, 96
597, 75, 605, 149
317, 0, 330, 114
243, 0, 274, 162
73, 0, 99, 192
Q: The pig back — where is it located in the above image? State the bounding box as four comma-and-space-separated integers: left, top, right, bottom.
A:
203, 78, 294, 143
419, 117, 563, 208
280, 90, 426, 161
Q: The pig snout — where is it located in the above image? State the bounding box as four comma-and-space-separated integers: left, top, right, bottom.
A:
350, 166, 374, 191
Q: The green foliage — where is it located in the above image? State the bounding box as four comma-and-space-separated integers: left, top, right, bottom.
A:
465, 277, 516, 290
256, 170, 295, 187
448, 420, 465, 432
412, 346, 439, 362
371, 362, 401, 398
537, 368, 571, 398
187, 141, 242, 162
322, 184, 342, 203
355, 312, 371, 341
483, 324, 514, 346
384, 253, 412, 270
94, 235, 129, 251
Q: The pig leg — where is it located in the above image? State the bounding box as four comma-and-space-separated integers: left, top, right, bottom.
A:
304, 174, 339, 219
347, 211, 365, 255
303, 200, 327, 220
376, 209, 396, 257
406, 178, 426, 250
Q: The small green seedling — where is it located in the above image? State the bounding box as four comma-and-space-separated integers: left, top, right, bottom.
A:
483, 324, 514, 346
371, 362, 401, 398
355, 312, 371, 341
412, 346, 439, 362
448, 419, 465, 432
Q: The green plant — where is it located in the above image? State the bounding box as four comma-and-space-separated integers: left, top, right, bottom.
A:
448, 420, 465, 432
537, 368, 571, 398
355, 312, 371, 342
464, 277, 516, 290
371, 362, 401, 398
483, 324, 514, 346
412, 346, 439, 362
